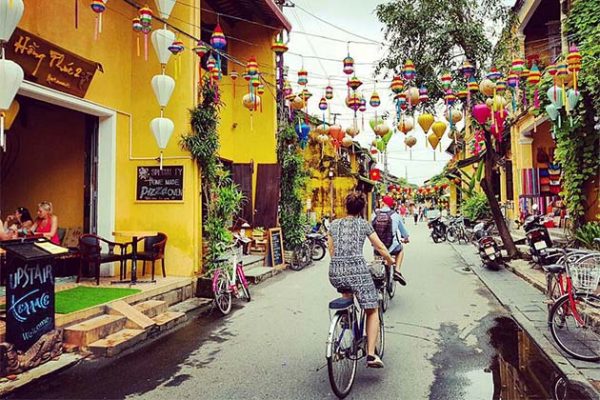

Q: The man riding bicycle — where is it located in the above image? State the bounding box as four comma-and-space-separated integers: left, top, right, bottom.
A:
372, 195, 410, 285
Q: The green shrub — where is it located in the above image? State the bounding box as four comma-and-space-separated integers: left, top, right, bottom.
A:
575, 222, 600, 250
461, 192, 491, 221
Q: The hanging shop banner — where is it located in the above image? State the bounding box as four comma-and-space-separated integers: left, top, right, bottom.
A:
6, 28, 101, 98
136, 165, 184, 201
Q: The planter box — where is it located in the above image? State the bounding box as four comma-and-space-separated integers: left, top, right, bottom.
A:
196, 277, 214, 299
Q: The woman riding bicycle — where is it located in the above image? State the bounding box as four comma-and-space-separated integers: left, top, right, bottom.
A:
327, 191, 394, 368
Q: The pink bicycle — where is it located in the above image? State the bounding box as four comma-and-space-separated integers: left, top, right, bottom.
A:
212, 235, 252, 315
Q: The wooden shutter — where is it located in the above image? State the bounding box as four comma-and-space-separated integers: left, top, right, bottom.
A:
254, 163, 280, 228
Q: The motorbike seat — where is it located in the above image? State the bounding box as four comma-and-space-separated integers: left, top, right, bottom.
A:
329, 297, 353, 309
306, 233, 323, 239
542, 264, 565, 274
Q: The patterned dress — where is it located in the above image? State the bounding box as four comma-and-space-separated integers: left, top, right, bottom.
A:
328, 216, 378, 309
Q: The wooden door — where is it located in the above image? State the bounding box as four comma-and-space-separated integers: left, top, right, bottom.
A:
232, 163, 253, 224
254, 164, 280, 228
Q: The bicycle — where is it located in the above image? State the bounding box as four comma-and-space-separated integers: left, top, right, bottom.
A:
372, 257, 390, 312
326, 272, 385, 398
545, 248, 600, 361
288, 239, 312, 271
212, 235, 252, 315
545, 248, 600, 306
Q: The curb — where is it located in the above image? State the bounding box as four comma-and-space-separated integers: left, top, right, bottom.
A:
449, 242, 600, 399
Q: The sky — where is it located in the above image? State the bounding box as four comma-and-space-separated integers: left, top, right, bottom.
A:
281, 0, 454, 185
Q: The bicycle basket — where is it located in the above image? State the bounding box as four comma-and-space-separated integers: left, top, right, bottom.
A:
570, 257, 600, 293
369, 261, 386, 288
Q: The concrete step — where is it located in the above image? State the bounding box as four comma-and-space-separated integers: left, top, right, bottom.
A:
152, 311, 187, 332
244, 266, 279, 284
88, 329, 147, 357
108, 300, 156, 330
133, 300, 168, 319
64, 314, 127, 348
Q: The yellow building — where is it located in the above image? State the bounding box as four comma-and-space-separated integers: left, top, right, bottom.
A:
5, 0, 288, 278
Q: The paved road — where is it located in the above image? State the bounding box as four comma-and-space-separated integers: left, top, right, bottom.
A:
11, 223, 508, 400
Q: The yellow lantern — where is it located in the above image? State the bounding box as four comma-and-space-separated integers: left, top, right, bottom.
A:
398, 116, 414, 134
479, 79, 495, 97
431, 121, 447, 139
417, 113, 434, 133
492, 95, 507, 112
428, 132, 440, 149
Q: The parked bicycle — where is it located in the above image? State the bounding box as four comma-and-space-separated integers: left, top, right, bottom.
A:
544, 247, 600, 361
306, 232, 327, 261
326, 272, 385, 398
212, 234, 252, 315
288, 239, 312, 271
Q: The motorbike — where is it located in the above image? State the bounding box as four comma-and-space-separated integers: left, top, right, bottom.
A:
306, 232, 327, 261
474, 221, 504, 270
523, 215, 553, 265
428, 217, 447, 243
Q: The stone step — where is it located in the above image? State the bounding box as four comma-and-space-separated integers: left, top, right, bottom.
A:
64, 314, 127, 348
133, 300, 168, 319
152, 311, 187, 332
108, 300, 156, 330
88, 329, 147, 358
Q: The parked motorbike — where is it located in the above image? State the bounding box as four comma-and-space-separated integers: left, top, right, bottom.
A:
523, 215, 553, 265
306, 232, 327, 261
474, 221, 504, 270
428, 217, 447, 243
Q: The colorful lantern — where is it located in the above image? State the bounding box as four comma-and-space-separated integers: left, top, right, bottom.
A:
527, 63, 541, 109
445, 90, 457, 106
403, 60, 416, 81
358, 96, 367, 112
91, 0, 107, 39
457, 89, 468, 101
295, 121, 310, 147
479, 79, 495, 97
345, 93, 361, 111
319, 96, 328, 111
297, 68, 308, 86
210, 23, 227, 50
441, 72, 452, 90
283, 80, 293, 99
343, 55, 354, 75
346, 127, 360, 137
246, 56, 259, 76
495, 79, 507, 94
406, 87, 420, 106
468, 77, 479, 94
347, 75, 362, 91
419, 86, 429, 104
567, 44, 582, 95
325, 85, 334, 100
374, 123, 390, 137
486, 67, 502, 81
472, 103, 491, 125
460, 60, 476, 79
290, 95, 304, 110
511, 58, 525, 75
138, 6, 153, 61
300, 88, 312, 102
168, 40, 184, 55
390, 76, 404, 94
507, 73, 518, 89
370, 168, 381, 182
132, 17, 143, 57
271, 38, 288, 55
370, 91, 381, 108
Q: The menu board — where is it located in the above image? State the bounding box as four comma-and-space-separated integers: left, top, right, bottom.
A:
136, 166, 184, 201
3, 241, 56, 351
268, 228, 285, 268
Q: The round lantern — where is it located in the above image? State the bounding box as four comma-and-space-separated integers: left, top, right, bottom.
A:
431, 121, 447, 139
347, 76, 362, 91
168, 40, 185, 55
316, 124, 329, 135
297, 68, 308, 86
243, 93, 260, 110
370, 91, 381, 108
374, 124, 390, 137
406, 87, 420, 106
319, 97, 328, 111
295, 122, 310, 143
271, 38, 288, 55
479, 79, 495, 97
290, 95, 304, 110
460, 60, 476, 79
390, 76, 404, 94
343, 55, 354, 75
398, 116, 414, 134
325, 85, 334, 100
403, 60, 416, 81
300, 88, 312, 102
468, 77, 479, 94
346, 126, 360, 137
445, 109, 462, 124
404, 136, 417, 148
417, 113, 434, 133
419, 86, 429, 103
486, 67, 502, 81
472, 103, 491, 125
341, 136, 353, 148
358, 96, 367, 112
441, 72, 452, 90
246, 57, 259, 76
139, 5, 153, 26
210, 23, 227, 50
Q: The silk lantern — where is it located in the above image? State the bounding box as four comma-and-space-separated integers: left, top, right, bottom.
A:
151, 29, 176, 66
0, 59, 24, 150
398, 116, 414, 134
295, 121, 310, 148
154, 0, 176, 19
547, 86, 564, 109
346, 127, 359, 137
472, 103, 491, 125
341, 136, 353, 148
417, 113, 434, 133
91, 1, 107, 39
427, 133, 440, 150
0, 0, 24, 42
151, 117, 174, 170
479, 79, 495, 97
431, 121, 447, 139
374, 123, 390, 137
151, 74, 175, 109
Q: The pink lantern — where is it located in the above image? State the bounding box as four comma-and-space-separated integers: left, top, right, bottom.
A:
472, 104, 491, 125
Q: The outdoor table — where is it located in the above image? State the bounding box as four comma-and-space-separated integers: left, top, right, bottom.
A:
112, 230, 158, 285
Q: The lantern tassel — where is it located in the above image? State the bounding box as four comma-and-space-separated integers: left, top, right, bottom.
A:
98, 13, 103, 34
136, 35, 140, 57
144, 33, 149, 61
94, 16, 99, 41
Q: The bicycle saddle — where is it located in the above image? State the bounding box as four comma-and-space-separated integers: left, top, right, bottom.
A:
542, 264, 565, 274
329, 298, 353, 309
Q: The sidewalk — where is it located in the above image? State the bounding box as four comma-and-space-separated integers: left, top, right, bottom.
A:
450, 242, 600, 397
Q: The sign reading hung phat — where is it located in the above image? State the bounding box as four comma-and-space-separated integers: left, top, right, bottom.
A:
5, 28, 100, 98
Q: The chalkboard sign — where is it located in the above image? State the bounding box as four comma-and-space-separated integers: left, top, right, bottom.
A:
2, 239, 56, 351
268, 228, 285, 268
136, 166, 184, 201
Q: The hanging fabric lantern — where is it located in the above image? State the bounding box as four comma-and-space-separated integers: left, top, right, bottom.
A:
370, 91, 380, 108
404, 136, 417, 148
358, 96, 367, 112
511, 58, 525, 76
139, 6, 153, 61
406, 87, 420, 106
168, 40, 184, 55
495, 79, 507, 94
345, 93, 361, 111
150, 117, 174, 170
567, 44, 582, 93
300, 88, 312, 102
457, 89, 468, 101
468, 77, 479, 94
290, 95, 304, 110
151, 74, 175, 109
0, 0, 25, 42
283, 80, 293, 100
210, 23, 227, 81
370, 168, 381, 182
151, 28, 176, 67
479, 79, 495, 97
132, 17, 143, 57
472, 103, 491, 125
297, 68, 308, 86
403, 60, 416, 81
419, 86, 429, 104
431, 121, 447, 139
295, 121, 310, 148
527, 63, 541, 109
427, 133, 440, 150
346, 127, 360, 137
445, 90, 457, 106
325, 85, 334, 100
90, 0, 107, 40
459, 60, 475, 79
155, 0, 176, 19
347, 75, 362, 91
271, 37, 288, 55
206, 55, 216, 74
486, 67, 502, 81
398, 116, 414, 134
192, 41, 209, 86
417, 113, 434, 133
441, 72, 452, 91
390, 75, 404, 94
0, 59, 25, 150
246, 56, 259, 76
343, 55, 354, 75
319, 97, 328, 111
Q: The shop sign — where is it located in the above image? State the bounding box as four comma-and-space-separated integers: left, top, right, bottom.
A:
136, 165, 184, 201
5, 28, 101, 98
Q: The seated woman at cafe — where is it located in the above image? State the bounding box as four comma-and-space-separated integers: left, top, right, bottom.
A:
4, 206, 34, 233
0, 219, 18, 240
31, 201, 60, 244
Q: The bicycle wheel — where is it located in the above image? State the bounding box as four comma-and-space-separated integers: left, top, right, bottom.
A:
326, 312, 357, 399
311, 242, 327, 261
289, 246, 306, 271
237, 269, 251, 302
239, 282, 251, 302
387, 265, 396, 299
213, 272, 232, 315
380, 284, 389, 312
549, 293, 600, 361
545, 273, 563, 309
446, 226, 457, 243
376, 307, 385, 359
302, 242, 313, 267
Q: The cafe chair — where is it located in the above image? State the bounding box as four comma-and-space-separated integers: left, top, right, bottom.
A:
138, 232, 168, 281
78, 234, 128, 285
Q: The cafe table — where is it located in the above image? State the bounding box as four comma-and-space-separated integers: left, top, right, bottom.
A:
112, 230, 158, 285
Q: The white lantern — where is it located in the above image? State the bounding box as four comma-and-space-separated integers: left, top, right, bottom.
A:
151, 117, 174, 170
0, 0, 25, 43
154, 0, 176, 20
0, 59, 24, 150
151, 74, 175, 109
151, 28, 176, 66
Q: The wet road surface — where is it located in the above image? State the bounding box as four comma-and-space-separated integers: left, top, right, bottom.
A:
8, 223, 583, 399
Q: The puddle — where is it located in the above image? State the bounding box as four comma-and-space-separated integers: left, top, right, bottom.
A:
431, 316, 593, 400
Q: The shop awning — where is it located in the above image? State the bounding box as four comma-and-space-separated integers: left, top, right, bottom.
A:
204, 0, 292, 31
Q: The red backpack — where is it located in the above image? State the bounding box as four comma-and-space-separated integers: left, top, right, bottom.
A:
372, 210, 394, 247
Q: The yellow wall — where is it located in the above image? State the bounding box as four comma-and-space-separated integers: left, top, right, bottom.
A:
18, 1, 202, 276
3, 97, 85, 229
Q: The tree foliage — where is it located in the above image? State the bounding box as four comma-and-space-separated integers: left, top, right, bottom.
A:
375, 0, 510, 99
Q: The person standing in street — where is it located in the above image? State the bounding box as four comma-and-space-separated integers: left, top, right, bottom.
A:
372, 195, 410, 285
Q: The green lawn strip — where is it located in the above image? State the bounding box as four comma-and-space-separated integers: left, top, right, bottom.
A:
55, 286, 141, 314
